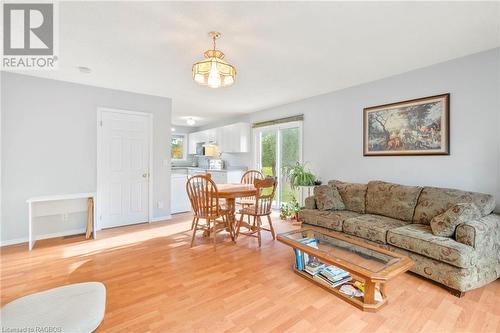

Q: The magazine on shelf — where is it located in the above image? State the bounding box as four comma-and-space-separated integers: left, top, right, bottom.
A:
319, 265, 350, 283
314, 274, 352, 288
304, 261, 325, 276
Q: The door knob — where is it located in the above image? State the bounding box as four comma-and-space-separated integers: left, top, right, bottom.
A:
142, 173, 148, 178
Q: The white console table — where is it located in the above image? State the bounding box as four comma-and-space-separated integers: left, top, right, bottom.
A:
27, 193, 97, 251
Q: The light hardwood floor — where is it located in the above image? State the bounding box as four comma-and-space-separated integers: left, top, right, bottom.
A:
1, 213, 499, 332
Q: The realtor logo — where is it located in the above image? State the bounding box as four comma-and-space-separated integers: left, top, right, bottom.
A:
2, 2, 58, 69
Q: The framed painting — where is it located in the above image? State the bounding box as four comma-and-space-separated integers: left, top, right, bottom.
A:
363, 93, 450, 156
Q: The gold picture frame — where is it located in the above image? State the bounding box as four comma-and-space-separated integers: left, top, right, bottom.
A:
363, 94, 450, 156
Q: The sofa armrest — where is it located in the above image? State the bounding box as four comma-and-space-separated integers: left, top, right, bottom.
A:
304, 196, 316, 209
455, 214, 500, 249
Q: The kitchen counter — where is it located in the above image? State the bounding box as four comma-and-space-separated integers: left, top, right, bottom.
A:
171, 167, 247, 185
170, 167, 248, 214
171, 166, 248, 173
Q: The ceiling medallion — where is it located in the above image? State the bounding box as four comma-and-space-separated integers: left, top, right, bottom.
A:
192, 31, 236, 88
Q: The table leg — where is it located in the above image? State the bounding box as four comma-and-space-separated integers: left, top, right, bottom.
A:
364, 281, 376, 305
85, 198, 93, 239
28, 202, 33, 251
226, 198, 236, 233
379, 283, 387, 299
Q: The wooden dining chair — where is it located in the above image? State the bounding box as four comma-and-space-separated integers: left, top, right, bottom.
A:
186, 174, 234, 250
239, 170, 264, 208
236, 177, 277, 247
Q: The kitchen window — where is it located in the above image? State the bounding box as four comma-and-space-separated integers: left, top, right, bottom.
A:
171, 134, 187, 160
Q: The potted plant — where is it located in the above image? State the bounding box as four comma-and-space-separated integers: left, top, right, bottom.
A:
283, 162, 320, 204
283, 162, 317, 190
280, 196, 301, 221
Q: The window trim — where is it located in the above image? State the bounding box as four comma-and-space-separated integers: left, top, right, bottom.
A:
171, 133, 188, 161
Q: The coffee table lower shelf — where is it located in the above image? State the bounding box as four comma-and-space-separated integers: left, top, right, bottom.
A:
293, 267, 387, 312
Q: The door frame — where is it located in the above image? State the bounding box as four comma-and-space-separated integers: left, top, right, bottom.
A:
252, 120, 303, 208
96, 107, 154, 230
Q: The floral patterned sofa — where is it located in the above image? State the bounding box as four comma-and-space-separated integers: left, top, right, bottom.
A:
299, 180, 500, 295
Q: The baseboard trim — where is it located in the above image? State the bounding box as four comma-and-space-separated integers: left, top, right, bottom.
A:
1, 228, 87, 247
151, 215, 172, 222
37, 228, 87, 240
0, 237, 28, 247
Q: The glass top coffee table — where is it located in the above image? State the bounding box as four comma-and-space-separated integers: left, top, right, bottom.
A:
277, 227, 413, 312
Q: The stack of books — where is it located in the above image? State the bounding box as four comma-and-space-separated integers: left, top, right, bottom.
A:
314, 265, 352, 288
304, 261, 325, 275
293, 238, 351, 288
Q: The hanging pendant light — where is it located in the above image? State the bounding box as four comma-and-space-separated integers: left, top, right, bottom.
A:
192, 32, 236, 88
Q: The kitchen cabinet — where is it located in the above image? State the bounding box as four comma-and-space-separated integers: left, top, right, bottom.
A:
188, 132, 198, 154
170, 168, 245, 214
219, 122, 251, 153
171, 173, 191, 214
187, 122, 250, 155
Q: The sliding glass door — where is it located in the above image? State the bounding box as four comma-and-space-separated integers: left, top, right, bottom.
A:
254, 121, 302, 208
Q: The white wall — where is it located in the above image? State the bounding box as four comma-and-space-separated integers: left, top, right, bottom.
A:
202, 48, 500, 211
1, 72, 172, 244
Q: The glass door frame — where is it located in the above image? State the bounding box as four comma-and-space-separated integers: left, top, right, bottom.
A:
253, 120, 303, 209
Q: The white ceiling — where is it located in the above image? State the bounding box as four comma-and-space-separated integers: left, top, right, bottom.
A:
13, 1, 500, 126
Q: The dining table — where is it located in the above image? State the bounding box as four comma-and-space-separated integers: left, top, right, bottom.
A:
217, 183, 257, 231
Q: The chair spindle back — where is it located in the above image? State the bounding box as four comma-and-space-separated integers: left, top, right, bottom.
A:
186, 174, 220, 219
253, 177, 277, 215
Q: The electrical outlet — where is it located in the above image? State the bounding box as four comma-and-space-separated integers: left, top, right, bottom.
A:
157, 201, 164, 209
62, 213, 69, 221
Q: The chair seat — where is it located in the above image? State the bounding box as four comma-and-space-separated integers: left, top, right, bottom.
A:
1, 282, 106, 333
219, 205, 231, 214
239, 205, 270, 216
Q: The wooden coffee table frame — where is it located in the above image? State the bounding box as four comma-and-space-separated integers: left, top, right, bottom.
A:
277, 227, 414, 312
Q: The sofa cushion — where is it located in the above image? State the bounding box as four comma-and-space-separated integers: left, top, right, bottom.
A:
387, 224, 476, 268
413, 186, 495, 225
298, 209, 325, 224
328, 180, 367, 214
342, 214, 409, 244
301, 210, 360, 231
313, 185, 345, 211
304, 196, 316, 209
365, 181, 423, 221
430, 203, 481, 237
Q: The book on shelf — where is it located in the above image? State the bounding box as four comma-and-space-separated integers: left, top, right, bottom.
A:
293, 237, 320, 271
294, 249, 304, 271
319, 265, 350, 283
313, 274, 352, 288
304, 261, 325, 276
338, 284, 383, 302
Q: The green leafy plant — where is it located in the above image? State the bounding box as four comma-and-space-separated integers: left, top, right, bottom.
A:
283, 162, 317, 190
280, 196, 301, 220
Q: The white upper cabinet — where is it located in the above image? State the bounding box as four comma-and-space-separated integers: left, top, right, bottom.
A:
187, 122, 250, 154
188, 132, 199, 154
219, 122, 251, 153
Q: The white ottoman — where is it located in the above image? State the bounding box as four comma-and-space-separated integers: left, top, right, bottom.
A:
1, 282, 106, 333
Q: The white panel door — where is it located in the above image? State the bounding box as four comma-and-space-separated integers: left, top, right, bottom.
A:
99, 110, 151, 228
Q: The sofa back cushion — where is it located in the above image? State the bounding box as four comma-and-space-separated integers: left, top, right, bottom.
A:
413, 186, 495, 225
365, 181, 423, 221
328, 180, 367, 214
313, 185, 345, 211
